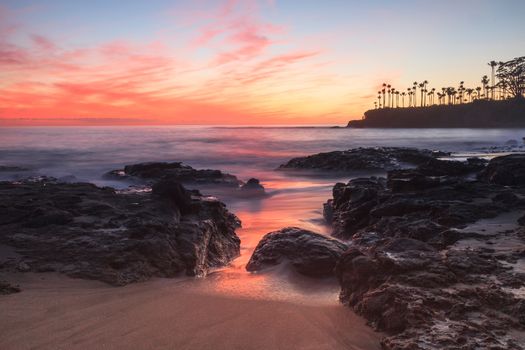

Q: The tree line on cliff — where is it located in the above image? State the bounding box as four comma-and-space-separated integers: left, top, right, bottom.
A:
373, 56, 525, 110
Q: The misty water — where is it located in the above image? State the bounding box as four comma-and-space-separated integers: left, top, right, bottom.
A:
1, 126, 524, 303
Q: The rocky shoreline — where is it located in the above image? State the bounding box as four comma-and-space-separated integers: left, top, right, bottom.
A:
2, 149, 525, 349
252, 150, 525, 349
0, 176, 241, 287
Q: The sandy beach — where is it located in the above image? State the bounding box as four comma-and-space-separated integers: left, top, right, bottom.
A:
0, 272, 381, 350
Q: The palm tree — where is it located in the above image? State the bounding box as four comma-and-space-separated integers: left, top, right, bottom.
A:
386, 84, 392, 107
396, 91, 400, 107
436, 92, 441, 105
422, 80, 429, 106
418, 83, 425, 106
430, 88, 436, 105
407, 88, 412, 107
382, 83, 387, 108
413, 82, 418, 107
466, 88, 474, 102
481, 76, 489, 99
401, 92, 406, 107
488, 61, 498, 100
458, 81, 464, 104
475, 86, 482, 100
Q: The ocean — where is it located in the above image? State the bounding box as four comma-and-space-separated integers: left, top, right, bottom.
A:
1, 126, 524, 301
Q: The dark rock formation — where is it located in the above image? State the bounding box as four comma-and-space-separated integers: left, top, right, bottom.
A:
347, 98, 525, 128
239, 178, 265, 194
326, 153, 525, 349
279, 147, 449, 172
246, 227, 348, 277
0, 179, 241, 286
0, 280, 20, 295
105, 161, 242, 187
479, 153, 525, 186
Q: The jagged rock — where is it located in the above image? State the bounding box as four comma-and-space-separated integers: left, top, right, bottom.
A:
105, 161, 242, 187
328, 157, 525, 349
327, 172, 510, 240
479, 153, 525, 186
279, 147, 449, 172
0, 179, 241, 285
246, 227, 348, 277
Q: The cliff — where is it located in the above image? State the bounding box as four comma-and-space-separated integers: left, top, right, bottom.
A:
347, 98, 525, 128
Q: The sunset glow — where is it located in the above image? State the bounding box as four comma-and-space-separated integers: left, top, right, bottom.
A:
1, 0, 524, 126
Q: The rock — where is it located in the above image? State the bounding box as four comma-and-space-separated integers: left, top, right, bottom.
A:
279, 147, 449, 172
0, 179, 241, 285
329, 156, 525, 348
105, 162, 242, 187
479, 153, 525, 186
327, 177, 386, 239
0, 280, 20, 295
16, 261, 31, 272
246, 227, 348, 277
152, 179, 193, 214
328, 168, 511, 240
240, 178, 265, 193
417, 157, 487, 176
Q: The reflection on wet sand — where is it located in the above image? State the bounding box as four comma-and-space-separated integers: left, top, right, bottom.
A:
197, 170, 356, 304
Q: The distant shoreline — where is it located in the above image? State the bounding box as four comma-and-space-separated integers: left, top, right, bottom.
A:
348, 98, 525, 128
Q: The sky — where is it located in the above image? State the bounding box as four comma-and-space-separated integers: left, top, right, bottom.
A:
0, 0, 524, 126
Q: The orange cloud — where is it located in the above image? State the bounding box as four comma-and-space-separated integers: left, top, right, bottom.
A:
0, 1, 357, 126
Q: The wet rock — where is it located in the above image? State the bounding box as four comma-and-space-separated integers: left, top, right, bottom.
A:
327, 152, 525, 348
0, 179, 241, 285
152, 179, 193, 214
279, 147, 449, 172
239, 178, 265, 195
246, 227, 348, 277
479, 153, 525, 186
417, 157, 487, 176
105, 161, 242, 187
328, 171, 510, 240
0, 280, 20, 295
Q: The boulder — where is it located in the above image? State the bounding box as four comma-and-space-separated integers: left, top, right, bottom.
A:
246, 227, 348, 277
0, 179, 241, 285
479, 153, 525, 186
239, 178, 265, 195
328, 161, 525, 349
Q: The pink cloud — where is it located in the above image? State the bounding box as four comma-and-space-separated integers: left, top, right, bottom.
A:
0, 0, 344, 125
30, 34, 57, 51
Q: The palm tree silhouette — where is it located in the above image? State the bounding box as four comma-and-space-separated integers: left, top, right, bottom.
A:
386, 84, 392, 107
413, 82, 418, 107
481, 76, 489, 99
488, 61, 498, 100
382, 83, 387, 108
418, 83, 425, 106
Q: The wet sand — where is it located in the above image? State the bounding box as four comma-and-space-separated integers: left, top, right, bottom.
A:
0, 273, 381, 350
